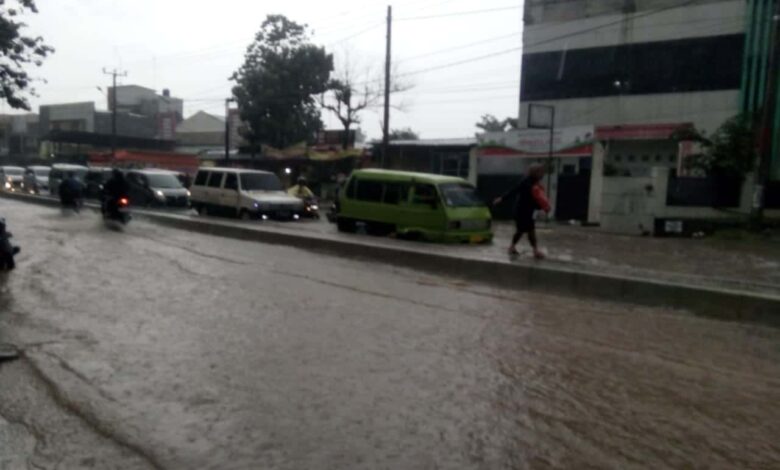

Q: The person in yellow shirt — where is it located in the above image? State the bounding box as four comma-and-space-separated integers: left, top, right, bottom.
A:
287, 176, 314, 199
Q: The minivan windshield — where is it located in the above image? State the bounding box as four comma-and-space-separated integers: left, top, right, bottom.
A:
145, 173, 183, 189
35, 169, 50, 176
438, 183, 485, 207
240, 173, 283, 191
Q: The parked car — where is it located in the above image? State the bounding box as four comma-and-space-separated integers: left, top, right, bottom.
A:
0, 166, 25, 192
49, 164, 88, 197
22, 166, 51, 194
190, 167, 303, 220
126, 169, 190, 207
335, 169, 493, 243
83, 167, 114, 199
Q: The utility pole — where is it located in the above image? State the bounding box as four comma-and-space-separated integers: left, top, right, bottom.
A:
102, 68, 127, 159
381, 5, 392, 168
225, 97, 235, 162
752, 3, 780, 225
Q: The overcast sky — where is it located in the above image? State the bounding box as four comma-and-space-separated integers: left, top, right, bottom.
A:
14, 0, 522, 140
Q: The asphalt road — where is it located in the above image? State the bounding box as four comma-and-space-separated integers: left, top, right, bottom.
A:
1, 198, 779, 469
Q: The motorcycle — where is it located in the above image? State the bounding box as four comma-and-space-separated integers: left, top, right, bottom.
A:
302, 197, 320, 219
103, 196, 132, 226
0, 218, 20, 271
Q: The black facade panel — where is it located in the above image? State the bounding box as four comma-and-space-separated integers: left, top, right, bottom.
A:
521, 34, 744, 101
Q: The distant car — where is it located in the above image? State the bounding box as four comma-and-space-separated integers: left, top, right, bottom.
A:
190, 167, 303, 220
83, 167, 113, 199
49, 164, 88, 197
0, 166, 25, 192
126, 169, 190, 208
22, 166, 51, 194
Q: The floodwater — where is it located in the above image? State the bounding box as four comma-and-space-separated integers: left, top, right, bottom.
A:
1, 198, 778, 469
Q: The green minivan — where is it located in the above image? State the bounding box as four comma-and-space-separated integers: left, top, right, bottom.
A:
335, 169, 493, 243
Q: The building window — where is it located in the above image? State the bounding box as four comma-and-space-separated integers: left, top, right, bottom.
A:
669, 154, 676, 163
641, 155, 650, 162
655, 154, 662, 162
520, 34, 744, 101
613, 154, 622, 162
628, 155, 636, 162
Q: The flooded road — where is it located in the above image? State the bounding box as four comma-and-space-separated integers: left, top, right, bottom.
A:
1, 198, 779, 469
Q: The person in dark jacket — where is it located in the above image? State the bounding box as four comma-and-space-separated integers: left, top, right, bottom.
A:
102, 169, 130, 213
59, 172, 84, 212
493, 163, 551, 259
0, 217, 19, 270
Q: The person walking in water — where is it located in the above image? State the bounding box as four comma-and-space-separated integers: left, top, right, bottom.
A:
493, 163, 551, 259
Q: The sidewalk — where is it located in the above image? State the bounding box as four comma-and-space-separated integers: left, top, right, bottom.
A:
488, 221, 780, 295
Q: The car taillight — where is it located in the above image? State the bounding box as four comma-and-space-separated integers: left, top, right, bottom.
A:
118, 197, 129, 207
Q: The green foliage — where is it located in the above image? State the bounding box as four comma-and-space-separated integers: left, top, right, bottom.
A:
475, 114, 518, 132
388, 127, 419, 140
675, 115, 756, 177
0, 0, 53, 110
231, 15, 333, 149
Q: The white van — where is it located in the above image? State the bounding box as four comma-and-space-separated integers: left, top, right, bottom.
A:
190, 167, 303, 220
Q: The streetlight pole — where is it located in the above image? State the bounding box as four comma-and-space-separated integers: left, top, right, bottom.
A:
225, 97, 235, 162
102, 68, 127, 158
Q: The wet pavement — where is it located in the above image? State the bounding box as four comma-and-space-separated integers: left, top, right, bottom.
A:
1, 198, 779, 469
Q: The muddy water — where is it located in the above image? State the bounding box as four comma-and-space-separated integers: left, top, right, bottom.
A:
0, 198, 778, 469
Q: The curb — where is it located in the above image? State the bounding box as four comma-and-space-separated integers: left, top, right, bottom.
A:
3, 191, 779, 326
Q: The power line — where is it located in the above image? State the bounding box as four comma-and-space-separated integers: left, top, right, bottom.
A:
392, 0, 711, 80
395, 5, 522, 21
397, 30, 521, 63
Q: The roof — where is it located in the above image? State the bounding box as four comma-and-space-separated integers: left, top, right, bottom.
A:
197, 167, 273, 175
177, 111, 225, 134
354, 169, 466, 183
386, 138, 477, 147
51, 163, 88, 170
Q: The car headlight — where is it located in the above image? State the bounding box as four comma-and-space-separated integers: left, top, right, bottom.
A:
310, 204, 318, 211
154, 190, 165, 199
4, 182, 10, 189
185, 190, 191, 197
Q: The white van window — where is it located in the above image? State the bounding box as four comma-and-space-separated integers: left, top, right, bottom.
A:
239, 173, 282, 191
207, 172, 224, 188
194, 171, 209, 186
224, 173, 238, 191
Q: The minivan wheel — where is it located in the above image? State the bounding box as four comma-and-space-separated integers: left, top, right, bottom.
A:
366, 222, 393, 236
239, 209, 252, 221
336, 217, 356, 233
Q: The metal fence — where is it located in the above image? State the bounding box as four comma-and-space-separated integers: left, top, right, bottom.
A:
666, 174, 742, 208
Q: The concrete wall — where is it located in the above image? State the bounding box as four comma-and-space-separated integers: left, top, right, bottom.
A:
524, 0, 744, 51
94, 112, 156, 139
520, 90, 739, 136
40, 102, 96, 133
598, 167, 760, 234
524, 0, 732, 26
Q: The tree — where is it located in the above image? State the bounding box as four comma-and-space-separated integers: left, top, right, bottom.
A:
388, 127, 419, 140
475, 114, 518, 133
0, 0, 53, 110
231, 15, 333, 149
673, 115, 756, 178
319, 53, 411, 149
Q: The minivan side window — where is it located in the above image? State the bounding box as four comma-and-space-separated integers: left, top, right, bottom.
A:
383, 182, 408, 205
224, 173, 238, 191
355, 179, 383, 202
345, 177, 357, 199
412, 184, 437, 205
207, 172, 224, 188
194, 171, 208, 186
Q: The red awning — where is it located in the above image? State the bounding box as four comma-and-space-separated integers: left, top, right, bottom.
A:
595, 123, 693, 140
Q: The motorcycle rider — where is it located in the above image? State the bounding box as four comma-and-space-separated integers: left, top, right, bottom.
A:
59, 171, 84, 212
102, 169, 130, 215
287, 176, 314, 199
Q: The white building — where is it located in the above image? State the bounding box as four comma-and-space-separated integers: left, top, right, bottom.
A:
519, 0, 745, 135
